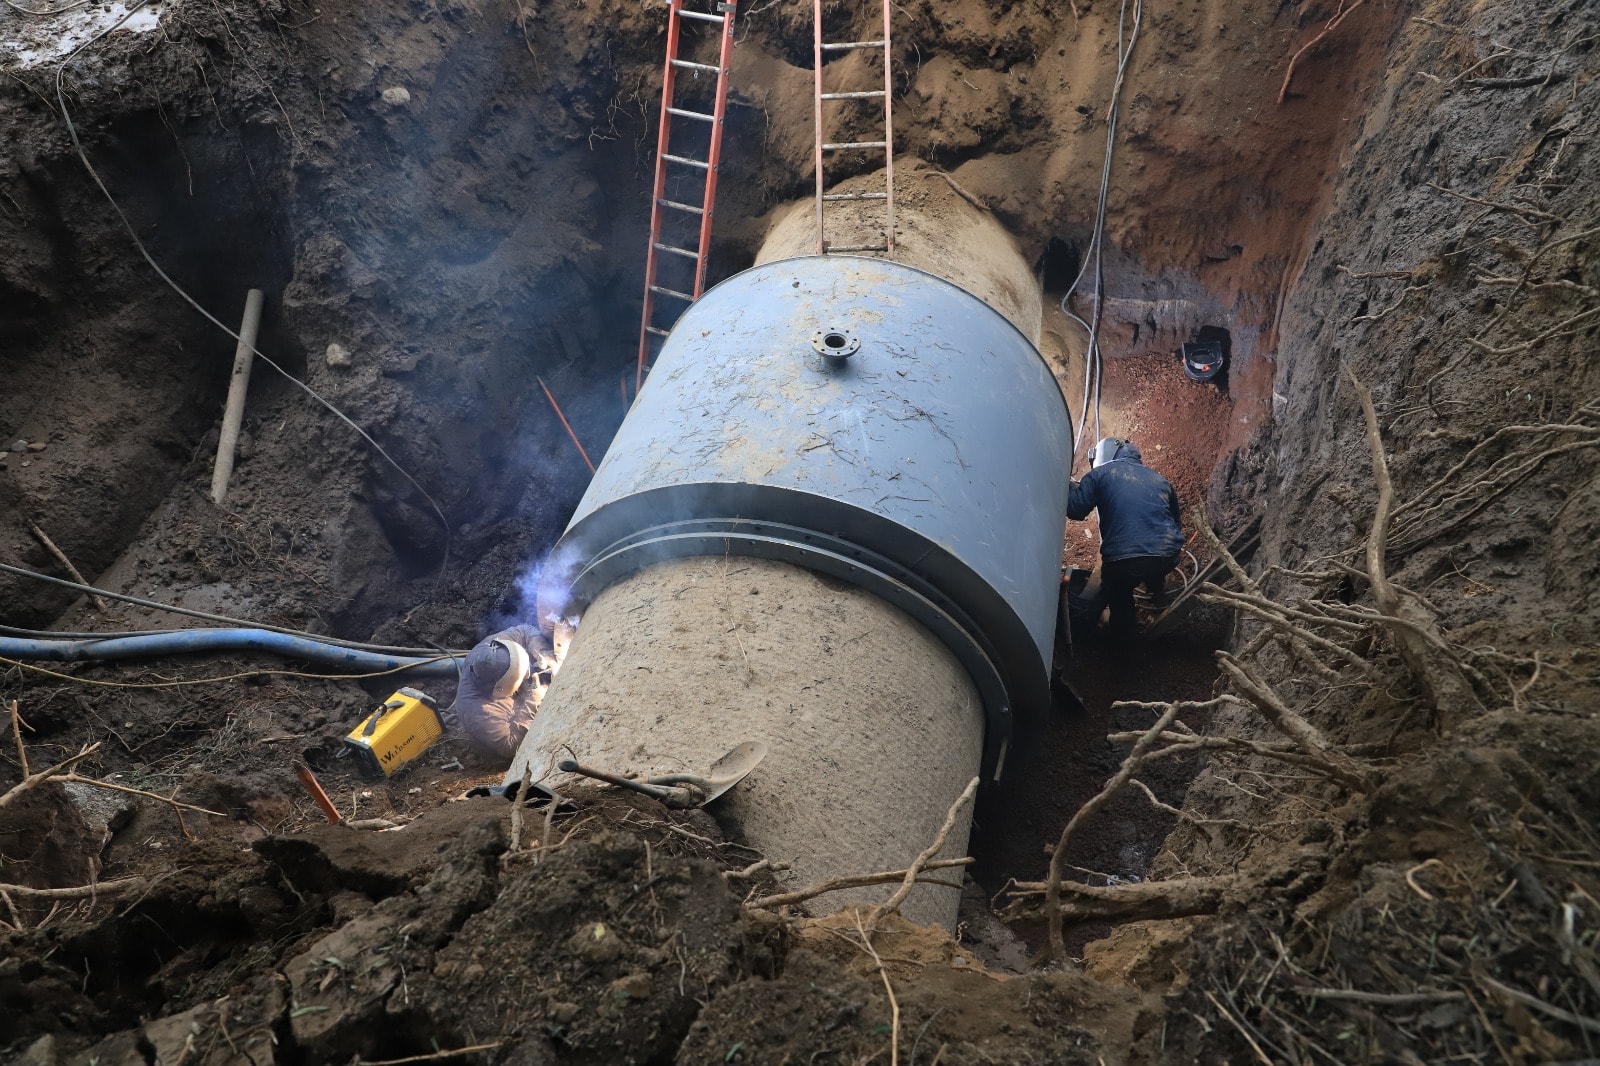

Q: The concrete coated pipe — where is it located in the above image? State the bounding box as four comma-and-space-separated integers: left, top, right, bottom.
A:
511, 190, 1070, 928
512, 555, 983, 925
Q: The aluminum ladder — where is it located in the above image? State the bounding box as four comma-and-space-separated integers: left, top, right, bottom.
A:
812, 0, 895, 255
636, 0, 740, 392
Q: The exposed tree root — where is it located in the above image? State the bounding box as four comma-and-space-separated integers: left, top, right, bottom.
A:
1034, 700, 1185, 965
1344, 362, 1484, 729
1002, 872, 1250, 924
746, 858, 972, 912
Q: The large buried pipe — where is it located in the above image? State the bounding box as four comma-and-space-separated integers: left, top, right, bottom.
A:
510, 177, 1070, 926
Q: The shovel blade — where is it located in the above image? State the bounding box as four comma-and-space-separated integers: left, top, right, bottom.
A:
703, 740, 768, 802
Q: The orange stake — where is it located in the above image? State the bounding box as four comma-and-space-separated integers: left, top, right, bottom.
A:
297, 765, 343, 825
537, 375, 596, 474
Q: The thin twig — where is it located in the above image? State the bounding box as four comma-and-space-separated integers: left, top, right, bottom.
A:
724, 858, 790, 880
28, 521, 110, 611
1468, 305, 1600, 354
1479, 224, 1600, 336
1279, 0, 1367, 103
1297, 987, 1464, 1005
0, 890, 22, 930
1040, 701, 1184, 965
869, 776, 979, 932
1217, 654, 1375, 792
1128, 778, 1251, 830
854, 910, 901, 1066
352, 1043, 504, 1066
919, 168, 988, 212
0, 876, 142, 900
1423, 181, 1561, 224
1198, 584, 1366, 631
7, 700, 27, 777
0, 742, 102, 811
1392, 422, 1600, 523
1196, 589, 1380, 679
747, 858, 972, 911
508, 766, 531, 852
1205, 988, 1275, 1066
538, 786, 560, 863
1476, 973, 1600, 1035
59, 774, 225, 817
1195, 508, 1262, 595
1106, 730, 1379, 782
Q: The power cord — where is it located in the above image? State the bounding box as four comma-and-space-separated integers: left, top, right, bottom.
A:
0, 560, 468, 656
0, 653, 457, 690
1059, 0, 1144, 468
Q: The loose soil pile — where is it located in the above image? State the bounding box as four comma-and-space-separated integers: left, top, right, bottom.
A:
2, 0, 1598, 1060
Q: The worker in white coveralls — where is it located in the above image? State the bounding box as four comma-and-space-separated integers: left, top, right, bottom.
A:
1067, 437, 1185, 642
449, 624, 553, 763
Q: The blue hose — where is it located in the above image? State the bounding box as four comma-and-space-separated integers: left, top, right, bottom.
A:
0, 628, 465, 678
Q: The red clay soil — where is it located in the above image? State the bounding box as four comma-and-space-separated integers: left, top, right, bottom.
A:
1059, 347, 1238, 571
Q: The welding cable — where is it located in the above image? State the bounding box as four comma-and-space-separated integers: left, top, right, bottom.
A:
1059, 0, 1145, 461
0, 630, 464, 677
1, 623, 179, 640
50, 4, 452, 599
0, 651, 459, 690
0, 560, 468, 657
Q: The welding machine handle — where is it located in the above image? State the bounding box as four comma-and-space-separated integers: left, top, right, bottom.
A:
361, 698, 406, 738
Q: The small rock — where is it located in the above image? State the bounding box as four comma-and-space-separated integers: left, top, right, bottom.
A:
547, 1000, 580, 1025
9, 438, 26, 452
609, 973, 654, 1003
325, 342, 352, 368
380, 86, 411, 106
61, 781, 138, 845
571, 920, 623, 963
26, 442, 46, 452
20, 461, 30, 469
20, 1034, 58, 1066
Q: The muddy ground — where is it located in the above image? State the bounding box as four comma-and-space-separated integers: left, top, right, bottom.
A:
2, 0, 1599, 1060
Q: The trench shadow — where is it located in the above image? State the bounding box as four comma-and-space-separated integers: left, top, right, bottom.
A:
966, 609, 1230, 958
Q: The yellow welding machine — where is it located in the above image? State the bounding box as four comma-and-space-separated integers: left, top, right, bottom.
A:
343, 687, 443, 778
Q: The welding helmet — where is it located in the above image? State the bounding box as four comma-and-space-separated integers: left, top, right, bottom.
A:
463, 635, 532, 699
1091, 437, 1132, 468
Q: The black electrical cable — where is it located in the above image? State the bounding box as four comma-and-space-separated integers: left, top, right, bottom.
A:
1059, 0, 1144, 469
0, 561, 467, 657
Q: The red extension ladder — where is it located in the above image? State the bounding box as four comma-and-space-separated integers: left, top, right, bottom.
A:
812, 0, 895, 255
635, 0, 740, 392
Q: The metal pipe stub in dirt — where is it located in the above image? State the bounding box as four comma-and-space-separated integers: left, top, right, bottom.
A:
517, 252, 1072, 925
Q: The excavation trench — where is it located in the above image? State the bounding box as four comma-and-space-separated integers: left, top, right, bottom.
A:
8, 0, 1596, 1060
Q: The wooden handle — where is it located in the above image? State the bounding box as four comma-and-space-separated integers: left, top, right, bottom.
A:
296, 765, 343, 825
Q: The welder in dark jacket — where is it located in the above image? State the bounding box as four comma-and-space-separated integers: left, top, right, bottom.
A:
1067, 438, 1185, 641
